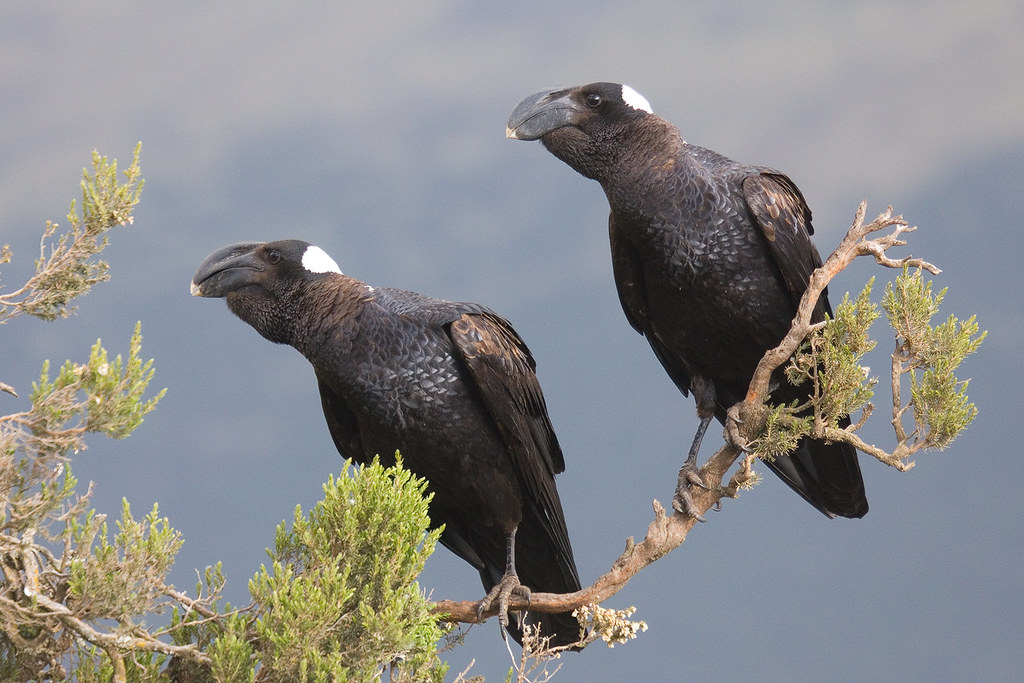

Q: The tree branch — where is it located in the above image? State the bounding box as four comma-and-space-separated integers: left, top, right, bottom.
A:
27, 590, 210, 664
434, 441, 744, 625
747, 203, 938, 406
1, 542, 210, 666
433, 202, 940, 630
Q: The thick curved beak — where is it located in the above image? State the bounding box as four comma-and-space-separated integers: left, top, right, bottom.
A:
190, 242, 265, 297
506, 88, 579, 141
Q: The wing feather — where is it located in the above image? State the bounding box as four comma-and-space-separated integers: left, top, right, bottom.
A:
315, 373, 365, 463
743, 172, 832, 321
610, 212, 695, 397
447, 311, 575, 572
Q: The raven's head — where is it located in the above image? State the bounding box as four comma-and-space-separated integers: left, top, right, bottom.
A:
191, 239, 342, 344
507, 82, 658, 180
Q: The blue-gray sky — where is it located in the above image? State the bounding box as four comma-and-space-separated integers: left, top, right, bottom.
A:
3, 3, 1022, 680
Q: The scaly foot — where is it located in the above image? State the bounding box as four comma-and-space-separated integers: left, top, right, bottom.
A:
477, 571, 532, 633
673, 459, 708, 521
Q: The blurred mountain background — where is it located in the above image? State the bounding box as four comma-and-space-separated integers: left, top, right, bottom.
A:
2, 3, 1021, 680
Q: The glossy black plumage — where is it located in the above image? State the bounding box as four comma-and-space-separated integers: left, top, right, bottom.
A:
508, 82, 868, 519
191, 240, 582, 646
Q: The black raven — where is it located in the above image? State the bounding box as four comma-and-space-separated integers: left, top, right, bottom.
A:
191, 240, 582, 647
507, 82, 868, 519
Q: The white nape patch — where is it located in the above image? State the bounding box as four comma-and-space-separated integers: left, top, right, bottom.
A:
301, 245, 342, 274
621, 84, 653, 113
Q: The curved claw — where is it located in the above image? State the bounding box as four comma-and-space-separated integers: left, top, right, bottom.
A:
673, 489, 706, 522
673, 459, 708, 521
477, 572, 531, 631
682, 467, 709, 491
724, 405, 750, 451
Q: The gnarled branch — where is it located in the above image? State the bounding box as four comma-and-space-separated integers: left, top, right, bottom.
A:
433, 202, 939, 631
747, 203, 938, 406
434, 441, 744, 625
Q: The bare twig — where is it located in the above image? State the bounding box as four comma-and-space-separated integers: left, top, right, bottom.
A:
0, 544, 209, 665
160, 584, 221, 621
26, 590, 210, 664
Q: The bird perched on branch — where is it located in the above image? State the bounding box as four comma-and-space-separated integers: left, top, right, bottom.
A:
507, 82, 867, 520
191, 239, 582, 647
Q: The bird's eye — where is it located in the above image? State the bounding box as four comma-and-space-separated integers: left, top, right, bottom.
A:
267, 250, 281, 264
585, 93, 603, 108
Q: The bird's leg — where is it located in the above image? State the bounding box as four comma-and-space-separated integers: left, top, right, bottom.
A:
673, 415, 711, 520
673, 377, 714, 520
476, 529, 531, 637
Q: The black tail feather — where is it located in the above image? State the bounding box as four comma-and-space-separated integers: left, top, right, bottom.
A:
764, 423, 868, 519
478, 510, 583, 649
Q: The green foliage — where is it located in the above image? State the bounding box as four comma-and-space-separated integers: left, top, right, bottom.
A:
70, 646, 170, 683
3, 322, 165, 542
749, 268, 983, 468
166, 563, 231, 650
68, 500, 183, 620
0, 147, 183, 682
248, 456, 447, 682
793, 279, 881, 422
882, 267, 985, 451
0, 319, 170, 678
0, 142, 143, 323
751, 279, 879, 462
206, 613, 255, 683
751, 402, 812, 463
28, 322, 166, 447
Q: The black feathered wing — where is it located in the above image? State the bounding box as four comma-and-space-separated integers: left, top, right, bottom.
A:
608, 214, 649, 336
315, 374, 366, 463
609, 213, 696, 399
743, 172, 869, 518
316, 367, 492, 571
743, 172, 830, 318
448, 311, 582, 647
